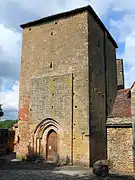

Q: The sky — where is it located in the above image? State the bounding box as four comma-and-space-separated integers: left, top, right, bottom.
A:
0, 0, 135, 120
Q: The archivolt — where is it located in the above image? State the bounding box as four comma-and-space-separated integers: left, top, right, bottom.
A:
32, 118, 63, 155
34, 118, 62, 139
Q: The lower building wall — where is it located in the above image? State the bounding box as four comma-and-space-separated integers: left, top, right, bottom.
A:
0, 129, 15, 155
107, 127, 134, 172
16, 120, 90, 166
16, 71, 90, 166
0, 129, 8, 155
16, 120, 30, 159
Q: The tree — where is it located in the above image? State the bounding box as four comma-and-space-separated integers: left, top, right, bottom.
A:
0, 104, 4, 120
0, 120, 18, 129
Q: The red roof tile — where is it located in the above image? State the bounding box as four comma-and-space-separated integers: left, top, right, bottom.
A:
108, 89, 132, 118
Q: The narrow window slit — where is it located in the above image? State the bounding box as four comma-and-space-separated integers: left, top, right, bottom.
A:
50, 62, 53, 69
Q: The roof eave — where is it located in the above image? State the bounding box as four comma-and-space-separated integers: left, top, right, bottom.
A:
106, 123, 132, 128
20, 5, 118, 48
20, 5, 89, 28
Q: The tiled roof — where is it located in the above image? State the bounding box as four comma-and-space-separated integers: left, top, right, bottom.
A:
108, 89, 132, 118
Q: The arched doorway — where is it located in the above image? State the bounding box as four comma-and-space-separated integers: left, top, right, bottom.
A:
46, 129, 57, 161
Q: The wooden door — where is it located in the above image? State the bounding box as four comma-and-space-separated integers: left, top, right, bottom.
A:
46, 130, 57, 161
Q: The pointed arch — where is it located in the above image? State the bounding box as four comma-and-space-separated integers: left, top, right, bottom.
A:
34, 118, 62, 139
46, 129, 57, 161
34, 118, 61, 134
33, 118, 63, 159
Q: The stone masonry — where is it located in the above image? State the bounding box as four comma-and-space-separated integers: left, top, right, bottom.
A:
17, 5, 118, 167
117, 59, 125, 90
107, 85, 135, 172
107, 125, 134, 172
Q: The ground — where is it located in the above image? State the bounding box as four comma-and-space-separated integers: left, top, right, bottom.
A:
0, 153, 135, 180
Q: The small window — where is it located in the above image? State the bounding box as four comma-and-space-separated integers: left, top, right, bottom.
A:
50, 62, 53, 69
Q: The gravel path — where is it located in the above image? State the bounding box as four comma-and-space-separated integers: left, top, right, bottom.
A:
0, 168, 135, 180
0, 153, 135, 180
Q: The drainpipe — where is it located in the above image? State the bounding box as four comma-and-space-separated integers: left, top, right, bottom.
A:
71, 73, 74, 165
104, 32, 108, 120
104, 31, 108, 159
133, 116, 135, 172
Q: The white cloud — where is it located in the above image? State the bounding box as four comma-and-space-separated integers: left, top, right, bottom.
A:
124, 32, 135, 65
111, 0, 135, 12
0, 0, 135, 119
0, 81, 19, 119
0, 24, 21, 119
125, 66, 135, 88
0, 81, 19, 110
110, 14, 135, 43
110, 10, 135, 88
122, 32, 135, 88
4, 0, 113, 18
0, 24, 21, 59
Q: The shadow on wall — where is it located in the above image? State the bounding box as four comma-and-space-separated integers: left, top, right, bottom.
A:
26, 145, 70, 166
133, 136, 135, 172
8, 131, 15, 152
26, 145, 44, 162
0, 129, 15, 155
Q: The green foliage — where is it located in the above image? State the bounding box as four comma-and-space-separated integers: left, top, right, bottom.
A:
0, 120, 18, 129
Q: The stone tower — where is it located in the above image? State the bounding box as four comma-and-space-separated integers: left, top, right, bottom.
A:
17, 5, 118, 166
117, 59, 125, 90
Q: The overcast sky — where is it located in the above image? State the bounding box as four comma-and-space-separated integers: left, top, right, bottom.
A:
0, 0, 135, 120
